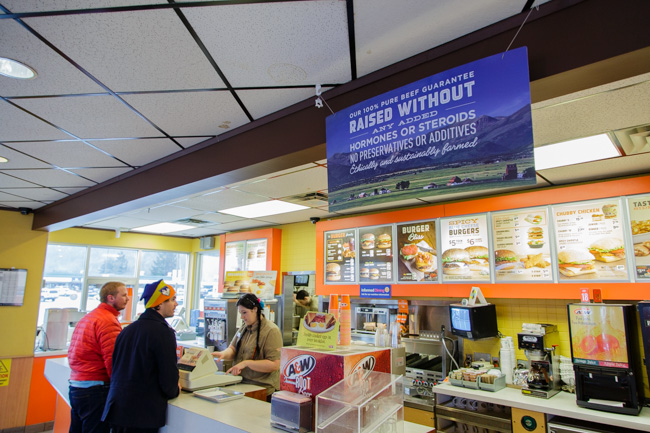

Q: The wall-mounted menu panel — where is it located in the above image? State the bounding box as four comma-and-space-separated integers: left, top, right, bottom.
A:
627, 195, 650, 279
492, 207, 553, 282
440, 215, 490, 282
358, 225, 393, 283
325, 230, 356, 283
552, 199, 629, 281
396, 220, 437, 282
224, 241, 245, 272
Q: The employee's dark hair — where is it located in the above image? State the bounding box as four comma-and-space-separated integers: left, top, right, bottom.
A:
295, 289, 309, 300
235, 293, 263, 359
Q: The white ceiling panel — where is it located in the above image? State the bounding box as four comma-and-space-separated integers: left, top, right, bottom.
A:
238, 87, 332, 120
175, 137, 213, 148
184, 1, 350, 87
189, 212, 243, 224
0, 200, 48, 210
87, 138, 182, 167
209, 219, 274, 233
0, 173, 42, 188
83, 215, 164, 230
225, 163, 320, 189
256, 207, 333, 225
0, 100, 71, 141
538, 154, 650, 185
354, 0, 549, 78
1, 187, 68, 201
122, 91, 249, 137
178, 188, 268, 212
67, 167, 133, 183
12, 95, 164, 139
5, 141, 127, 168
164, 226, 228, 237
127, 204, 204, 222
1, 0, 156, 12
237, 166, 328, 198
0, 145, 52, 168
22, 8, 226, 92
0, 19, 106, 97
52, 187, 87, 195
5, 168, 97, 187
0, 191, 29, 201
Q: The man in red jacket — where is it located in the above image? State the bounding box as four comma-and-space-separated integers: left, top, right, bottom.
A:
68, 281, 129, 433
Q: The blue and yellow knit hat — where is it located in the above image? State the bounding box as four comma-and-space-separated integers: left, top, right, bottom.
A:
141, 279, 175, 309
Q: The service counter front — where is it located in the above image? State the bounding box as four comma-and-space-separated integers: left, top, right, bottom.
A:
45, 358, 432, 433
430, 382, 650, 432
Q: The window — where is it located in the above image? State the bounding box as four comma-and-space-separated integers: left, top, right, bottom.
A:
39, 244, 87, 325
135, 250, 189, 317
88, 247, 137, 278
196, 253, 220, 311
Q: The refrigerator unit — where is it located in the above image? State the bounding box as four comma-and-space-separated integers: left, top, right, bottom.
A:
567, 303, 643, 415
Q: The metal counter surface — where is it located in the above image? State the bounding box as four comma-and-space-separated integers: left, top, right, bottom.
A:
431, 381, 650, 432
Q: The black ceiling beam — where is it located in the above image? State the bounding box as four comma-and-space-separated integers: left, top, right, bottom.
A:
32, 0, 650, 231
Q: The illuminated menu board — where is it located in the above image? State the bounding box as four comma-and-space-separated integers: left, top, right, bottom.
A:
627, 195, 650, 279
358, 225, 393, 283
552, 199, 629, 281
325, 230, 356, 283
492, 207, 553, 282
396, 220, 437, 282
439, 215, 490, 282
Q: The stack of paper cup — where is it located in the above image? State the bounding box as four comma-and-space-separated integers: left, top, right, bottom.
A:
500, 337, 515, 385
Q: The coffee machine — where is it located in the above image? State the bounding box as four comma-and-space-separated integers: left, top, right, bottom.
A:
517, 323, 560, 398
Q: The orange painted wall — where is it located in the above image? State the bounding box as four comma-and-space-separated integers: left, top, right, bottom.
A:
315, 175, 650, 299
25, 354, 67, 426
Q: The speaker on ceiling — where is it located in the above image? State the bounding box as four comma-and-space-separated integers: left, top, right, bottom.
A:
200, 236, 215, 250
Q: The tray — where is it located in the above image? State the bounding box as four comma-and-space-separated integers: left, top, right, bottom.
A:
193, 386, 245, 403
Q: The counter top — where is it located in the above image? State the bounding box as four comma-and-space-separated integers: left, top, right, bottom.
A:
46, 357, 431, 433
431, 382, 650, 432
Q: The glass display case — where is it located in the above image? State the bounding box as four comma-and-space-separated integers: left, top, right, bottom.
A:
316, 370, 403, 433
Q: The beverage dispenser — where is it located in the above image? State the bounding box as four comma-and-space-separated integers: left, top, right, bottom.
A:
204, 298, 239, 352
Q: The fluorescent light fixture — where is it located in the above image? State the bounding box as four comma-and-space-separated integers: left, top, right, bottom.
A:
133, 222, 195, 234
220, 200, 309, 218
0, 156, 8, 163
0, 57, 37, 79
534, 134, 620, 170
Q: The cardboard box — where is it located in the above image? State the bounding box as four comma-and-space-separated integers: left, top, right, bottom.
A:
280, 345, 391, 399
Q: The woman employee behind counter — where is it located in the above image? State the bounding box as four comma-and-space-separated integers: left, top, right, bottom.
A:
212, 294, 282, 400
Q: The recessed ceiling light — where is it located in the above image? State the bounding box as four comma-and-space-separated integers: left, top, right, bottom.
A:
220, 200, 309, 218
132, 222, 195, 234
534, 134, 620, 170
0, 57, 37, 79
0, 156, 8, 163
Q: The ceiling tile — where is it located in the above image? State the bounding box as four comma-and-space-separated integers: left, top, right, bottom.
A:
1, 0, 156, 12
163, 226, 228, 237
3, 168, 96, 187
82, 215, 162, 230
0, 200, 47, 210
178, 188, 269, 212
209, 219, 274, 232
67, 167, 133, 183
12, 95, 164, 139
127, 204, 204, 223
0, 19, 106, 97
5, 141, 127, 168
188, 212, 243, 224
122, 91, 250, 137
0, 173, 42, 188
184, 1, 350, 87
225, 163, 319, 189
238, 87, 332, 120
0, 187, 68, 201
236, 166, 328, 198
256, 207, 333, 225
539, 154, 650, 185
52, 187, 87, 195
0, 100, 71, 141
175, 137, 213, 148
22, 7, 226, 92
0, 145, 52, 168
87, 138, 182, 167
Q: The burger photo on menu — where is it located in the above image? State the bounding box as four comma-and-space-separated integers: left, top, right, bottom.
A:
400, 244, 419, 261
442, 248, 470, 275
494, 249, 519, 270
361, 233, 375, 249
557, 249, 597, 277
588, 237, 626, 262
415, 250, 436, 272
360, 267, 370, 279
369, 268, 380, 280
326, 263, 341, 281
527, 227, 545, 248
377, 233, 392, 249
465, 246, 489, 272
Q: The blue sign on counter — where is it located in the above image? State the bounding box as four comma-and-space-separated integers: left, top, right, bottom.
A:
326, 47, 534, 212
360, 284, 392, 299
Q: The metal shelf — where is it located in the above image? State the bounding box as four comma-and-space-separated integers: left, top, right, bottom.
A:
436, 402, 511, 433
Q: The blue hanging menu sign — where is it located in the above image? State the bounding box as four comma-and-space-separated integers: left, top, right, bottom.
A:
360, 284, 392, 299
326, 47, 534, 212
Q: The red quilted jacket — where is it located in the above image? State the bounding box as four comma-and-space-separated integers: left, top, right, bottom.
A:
68, 302, 122, 381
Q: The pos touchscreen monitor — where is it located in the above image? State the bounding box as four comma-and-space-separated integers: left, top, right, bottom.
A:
449, 303, 498, 340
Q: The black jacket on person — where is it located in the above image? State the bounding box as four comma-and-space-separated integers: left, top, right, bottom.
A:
101, 308, 180, 429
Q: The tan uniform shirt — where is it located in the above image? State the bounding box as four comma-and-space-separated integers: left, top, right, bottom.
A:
230, 316, 282, 394
294, 297, 319, 319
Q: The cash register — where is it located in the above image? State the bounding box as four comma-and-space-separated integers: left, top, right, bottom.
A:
177, 347, 242, 391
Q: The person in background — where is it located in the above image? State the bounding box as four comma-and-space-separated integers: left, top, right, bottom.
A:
212, 293, 282, 400
294, 289, 318, 319
68, 282, 129, 433
102, 280, 179, 433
